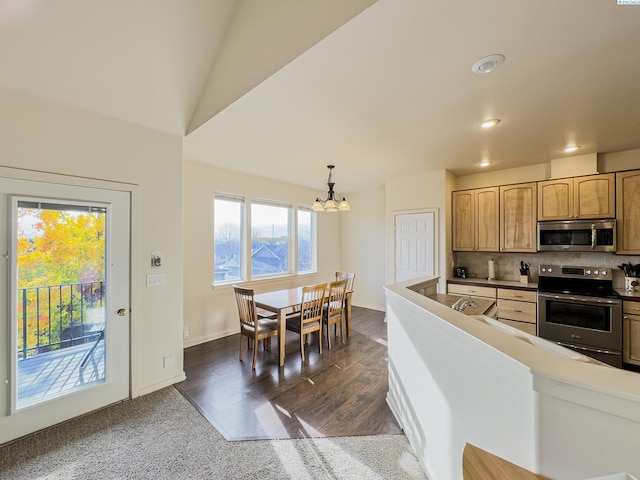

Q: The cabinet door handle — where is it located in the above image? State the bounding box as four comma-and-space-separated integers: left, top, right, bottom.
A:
511, 295, 523, 298
509, 309, 523, 313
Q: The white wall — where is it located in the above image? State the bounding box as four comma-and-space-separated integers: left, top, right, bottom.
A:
0, 87, 185, 398
385, 285, 538, 480
182, 160, 342, 346
385, 169, 451, 293
386, 280, 640, 480
340, 185, 386, 310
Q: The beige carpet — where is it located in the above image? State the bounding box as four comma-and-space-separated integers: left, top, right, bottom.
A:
0, 387, 427, 479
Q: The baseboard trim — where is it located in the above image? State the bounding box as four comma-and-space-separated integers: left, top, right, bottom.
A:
183, 328, 238, 348
133, 373, 186, 398
353, 302, 386, 312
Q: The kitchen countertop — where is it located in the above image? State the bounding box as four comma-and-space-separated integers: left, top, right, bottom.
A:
448, 277, 538, 290
616, 289, 640, 299
428, 293, 496, 316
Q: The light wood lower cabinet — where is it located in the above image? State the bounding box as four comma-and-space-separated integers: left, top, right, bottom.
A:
497, 288, 537, 335
623, 301, 640, 366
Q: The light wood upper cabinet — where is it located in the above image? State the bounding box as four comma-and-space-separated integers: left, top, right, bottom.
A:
617, 170, 640, 254
538, 173, 614, 221
452, 190, 474, 251
452, 187, 499, 252
500, 182, 537, 252
476, 188, 499, 251
575, 173, 615, 219
537, 178, 572, 220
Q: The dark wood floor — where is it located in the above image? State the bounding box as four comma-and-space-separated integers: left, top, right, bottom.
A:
175, 306, 403, 441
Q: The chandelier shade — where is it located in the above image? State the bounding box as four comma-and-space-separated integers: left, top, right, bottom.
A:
312, 165, 350, 213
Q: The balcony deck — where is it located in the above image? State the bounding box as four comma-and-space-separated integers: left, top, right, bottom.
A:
17, 339, 105, 408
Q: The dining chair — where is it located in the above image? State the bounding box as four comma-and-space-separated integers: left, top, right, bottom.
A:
285, 283, 327, 362
233, 285, 279, 369
323, 279, 348, 349
335, 271, 356, 291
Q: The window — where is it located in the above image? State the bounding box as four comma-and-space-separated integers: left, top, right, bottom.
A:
297, 208, 314, 273
213, 195, 315, 284
251, 202, 289, 277
213, 196, 243, 283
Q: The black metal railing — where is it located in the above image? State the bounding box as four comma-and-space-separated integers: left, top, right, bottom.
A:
17, 281, 105, 360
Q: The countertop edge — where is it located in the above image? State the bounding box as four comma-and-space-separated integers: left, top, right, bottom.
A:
448, 277, 538, 290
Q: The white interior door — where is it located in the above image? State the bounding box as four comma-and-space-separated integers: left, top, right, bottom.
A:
0, 177, 130, 444
395, 211, 437, 283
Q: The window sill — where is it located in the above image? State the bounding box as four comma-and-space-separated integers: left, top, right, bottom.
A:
211, 271, 318, 291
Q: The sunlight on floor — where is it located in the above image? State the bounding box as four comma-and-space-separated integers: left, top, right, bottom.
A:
270, 435, 426, 479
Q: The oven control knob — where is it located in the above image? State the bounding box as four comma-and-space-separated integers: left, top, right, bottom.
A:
602, 270, 607, 275
547, 267, 552, 273
586, 270, 591, 275
541, 267, 546, 273
594, 270, 599, 275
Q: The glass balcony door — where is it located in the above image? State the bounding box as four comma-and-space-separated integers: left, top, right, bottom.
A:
0, 177, 130, 444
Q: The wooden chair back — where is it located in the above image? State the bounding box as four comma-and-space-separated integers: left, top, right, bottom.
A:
233, 285, 278, 369
233, 285, 258, 328
335, 271, 355, 291
299, 283, 327, 333
324, 279, 348, 349
326, 279, 348, 322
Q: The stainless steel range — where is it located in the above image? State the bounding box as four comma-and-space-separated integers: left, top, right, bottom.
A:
537, 264, 622, 367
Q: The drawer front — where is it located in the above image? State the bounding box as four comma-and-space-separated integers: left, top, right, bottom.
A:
448, 284, 496, 298
497, 299, 536, 323
623, 301, 640, 316
498, 318, 537, 336
497, 288, 537, 303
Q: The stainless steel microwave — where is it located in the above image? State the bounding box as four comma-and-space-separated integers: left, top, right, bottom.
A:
537, 219, 616, 252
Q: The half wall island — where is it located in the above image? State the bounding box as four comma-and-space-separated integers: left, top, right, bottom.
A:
384, 275, 640, 480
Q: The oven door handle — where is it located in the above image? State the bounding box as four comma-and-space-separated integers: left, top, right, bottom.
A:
556, 341, 619, 357
537, 292, 620, 305
591, 223, 597, 250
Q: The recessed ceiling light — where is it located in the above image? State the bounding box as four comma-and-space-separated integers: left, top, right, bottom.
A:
480, 160, 494, 168
479, 119, 501, 129
564, 145, 582, 153
471, 54, 505, 74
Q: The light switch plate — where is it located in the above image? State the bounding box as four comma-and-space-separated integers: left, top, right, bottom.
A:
146, 274, 166, 287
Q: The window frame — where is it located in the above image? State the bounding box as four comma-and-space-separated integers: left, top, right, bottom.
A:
212, 195, 316, 286
296, 206, 316, 274
249, 200, 292, 280
213, 194, 246, 285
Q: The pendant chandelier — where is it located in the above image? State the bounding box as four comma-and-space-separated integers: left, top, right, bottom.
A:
312, 165, 351, 213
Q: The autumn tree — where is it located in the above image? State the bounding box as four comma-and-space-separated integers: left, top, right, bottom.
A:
17, 207, 105, 288
16, 207, 106, 356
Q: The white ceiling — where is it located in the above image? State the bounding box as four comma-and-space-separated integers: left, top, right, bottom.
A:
2, 0, 640, 194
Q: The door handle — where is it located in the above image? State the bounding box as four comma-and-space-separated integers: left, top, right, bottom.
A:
117, 308, 127, 316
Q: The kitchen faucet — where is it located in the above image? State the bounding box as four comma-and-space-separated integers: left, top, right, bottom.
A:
452, 296, 478, 313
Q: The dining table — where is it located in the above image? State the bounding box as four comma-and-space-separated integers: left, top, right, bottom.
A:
254, 286, 353, 367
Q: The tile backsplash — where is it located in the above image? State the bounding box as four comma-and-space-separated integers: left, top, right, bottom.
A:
454, 251, 640, 288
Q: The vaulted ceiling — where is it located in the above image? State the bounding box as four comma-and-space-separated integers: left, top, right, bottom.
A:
2, 0, 640, 193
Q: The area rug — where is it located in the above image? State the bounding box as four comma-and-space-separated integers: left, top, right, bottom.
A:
0, 387, 427, 479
